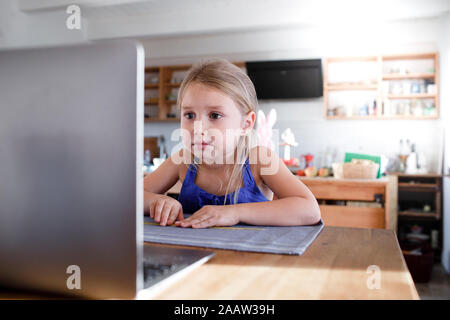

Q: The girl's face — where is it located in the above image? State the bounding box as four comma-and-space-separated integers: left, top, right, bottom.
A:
180, 82, 255, 165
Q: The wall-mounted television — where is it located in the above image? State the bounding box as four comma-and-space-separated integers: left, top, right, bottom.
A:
246, 59, 323, 99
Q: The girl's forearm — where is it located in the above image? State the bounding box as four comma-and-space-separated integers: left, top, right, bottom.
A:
233, 197, 321, 226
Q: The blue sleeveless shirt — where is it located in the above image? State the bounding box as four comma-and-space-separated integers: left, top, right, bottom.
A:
178, 157, 269, 214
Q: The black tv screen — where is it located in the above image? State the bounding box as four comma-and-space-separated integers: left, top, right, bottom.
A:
246, 59, 323, 99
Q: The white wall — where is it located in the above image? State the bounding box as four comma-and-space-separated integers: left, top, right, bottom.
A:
438, 11, 450, 273
142, 18, 445, 174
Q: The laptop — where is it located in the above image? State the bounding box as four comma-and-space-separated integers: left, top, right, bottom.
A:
0, 41, 215, 299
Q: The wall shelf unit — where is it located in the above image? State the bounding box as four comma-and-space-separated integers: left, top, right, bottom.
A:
144, 64, 191, 122
323, 53, 439, 120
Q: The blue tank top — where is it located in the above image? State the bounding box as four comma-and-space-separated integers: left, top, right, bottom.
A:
178, 157, 269, 214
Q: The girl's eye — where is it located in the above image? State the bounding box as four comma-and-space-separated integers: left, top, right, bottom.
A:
184, 112, 195, 120
210, 112, 222, 120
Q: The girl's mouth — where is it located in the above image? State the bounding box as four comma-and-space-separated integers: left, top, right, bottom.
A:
193, 142, 212, 150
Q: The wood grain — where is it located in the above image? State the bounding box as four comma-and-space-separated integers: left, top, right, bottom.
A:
149, 226, 419, 300
319, 205, 385, 229
299, 177, 386, 201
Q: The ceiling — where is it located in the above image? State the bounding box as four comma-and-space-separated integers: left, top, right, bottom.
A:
17, 0, 450, 39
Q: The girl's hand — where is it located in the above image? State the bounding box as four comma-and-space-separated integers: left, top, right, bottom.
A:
175, 205, 239, 228
149, 194, 184, 226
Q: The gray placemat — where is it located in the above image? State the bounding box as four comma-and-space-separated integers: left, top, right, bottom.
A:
143, 215, 324, 255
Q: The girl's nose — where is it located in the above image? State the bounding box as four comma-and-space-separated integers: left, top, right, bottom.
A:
193, 119, 209, 140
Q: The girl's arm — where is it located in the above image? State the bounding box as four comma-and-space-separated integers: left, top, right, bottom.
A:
143, 149, 181, 214
236, 146, 321, 226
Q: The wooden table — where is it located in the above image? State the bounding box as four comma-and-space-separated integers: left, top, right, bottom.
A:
149, 226, 419, 300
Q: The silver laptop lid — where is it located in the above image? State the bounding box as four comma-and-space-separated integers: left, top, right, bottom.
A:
0, 41, 144, 299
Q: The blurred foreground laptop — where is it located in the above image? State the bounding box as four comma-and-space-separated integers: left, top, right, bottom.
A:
0, 41, 214, 299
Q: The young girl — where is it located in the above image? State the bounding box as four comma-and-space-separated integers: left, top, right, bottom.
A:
143, 58, 320, 228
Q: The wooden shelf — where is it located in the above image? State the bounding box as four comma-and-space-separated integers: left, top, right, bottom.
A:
144, 98, 159, 105
386, 93, 435, 99
392, 172, 442, 178
382, 73, 435, 80
326, 115, 380, 120
398, 211, 439, 219
145, 67, 159, 72
145, 84, 159, 89
380, 115, 438, 120
166, 65, 191, 71
398, 183, 438, 191
144, 118, 180, 123
382, 53, 436, 61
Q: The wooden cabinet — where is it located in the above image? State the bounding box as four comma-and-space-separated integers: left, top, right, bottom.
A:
323, 53, 439, 120
299, 176, 397, 230
394, 173, 443, 261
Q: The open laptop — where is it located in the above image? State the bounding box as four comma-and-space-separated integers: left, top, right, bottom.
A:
0, 41, 214, 299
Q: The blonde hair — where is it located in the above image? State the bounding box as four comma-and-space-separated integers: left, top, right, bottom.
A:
177, 58, 259, 205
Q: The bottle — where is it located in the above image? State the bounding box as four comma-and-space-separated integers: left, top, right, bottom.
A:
398, 139, 407, 172
431, 230, 439, 249
405, 143, 418, 174
158, 135, 165, 159
369, 100, 374, 115
360, 102, 369, 116
144, 150, 151, 165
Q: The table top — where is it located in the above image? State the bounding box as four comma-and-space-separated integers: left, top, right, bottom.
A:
148, 226, 419, 300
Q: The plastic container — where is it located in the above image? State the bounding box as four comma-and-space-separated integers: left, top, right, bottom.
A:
332, 161, 379, 179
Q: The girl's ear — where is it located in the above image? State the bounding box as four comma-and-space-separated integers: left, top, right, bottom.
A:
242, 111, 256, 134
